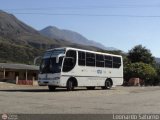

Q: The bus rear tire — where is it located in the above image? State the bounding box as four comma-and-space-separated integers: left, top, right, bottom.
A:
67, 80, 74, 91
105, 79, 112, 89
48, 86, 56, 91
102, 79, 112, 90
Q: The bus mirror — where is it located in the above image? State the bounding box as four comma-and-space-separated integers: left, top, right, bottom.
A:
56, 57, 59, 63
56, 54, 65, 63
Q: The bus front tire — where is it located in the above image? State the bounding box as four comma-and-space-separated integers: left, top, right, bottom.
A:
48, 86, 56, 91
67, 80, 74, 91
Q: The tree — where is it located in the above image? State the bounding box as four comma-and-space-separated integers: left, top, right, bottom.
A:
128, 45, 155, 64
124, 62, 157, 85
153, 63, 160, 85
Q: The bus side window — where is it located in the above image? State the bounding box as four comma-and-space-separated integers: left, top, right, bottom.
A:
78, 51, 85, 66
104, 55, 113, 68
63, 50, 76, 72
113, 57, 121, 68
86, 53, 95, 67
96, 54, 104, 67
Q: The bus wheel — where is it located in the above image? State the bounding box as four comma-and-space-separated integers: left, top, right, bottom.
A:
102, 79, 112, 90
105, 80, 112, 89
67, 80, 74, 91
48, 86, 56, 91
86, 87, 95, 90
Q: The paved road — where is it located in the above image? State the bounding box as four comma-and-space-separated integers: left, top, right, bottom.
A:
0, 83, 160, 114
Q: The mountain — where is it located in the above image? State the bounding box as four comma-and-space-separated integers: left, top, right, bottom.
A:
0, 10, 103, 64
0, 10, 73, 48
40, 26, 117, 50
0, 10, 61, 64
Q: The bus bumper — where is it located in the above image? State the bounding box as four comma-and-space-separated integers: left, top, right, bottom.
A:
38, 80, 60, 86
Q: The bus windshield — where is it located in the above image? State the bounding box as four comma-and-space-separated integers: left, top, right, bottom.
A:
40, 48, 65, 74
40, 57, 63, 74
43, 49, 65, 58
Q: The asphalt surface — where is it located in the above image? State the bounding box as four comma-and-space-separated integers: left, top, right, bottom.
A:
0, 82, 160, 114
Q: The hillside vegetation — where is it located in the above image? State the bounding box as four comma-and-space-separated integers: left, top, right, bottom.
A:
0, 10, 102, 64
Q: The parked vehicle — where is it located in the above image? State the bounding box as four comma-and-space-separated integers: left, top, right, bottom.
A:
38, 47, 123, 91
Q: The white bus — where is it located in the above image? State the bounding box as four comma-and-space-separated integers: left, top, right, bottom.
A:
38, 47, 123, 91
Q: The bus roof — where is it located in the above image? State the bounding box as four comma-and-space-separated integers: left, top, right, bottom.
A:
46, 47, 122, 57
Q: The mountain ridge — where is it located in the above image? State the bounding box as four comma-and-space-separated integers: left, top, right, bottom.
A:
40, 26, 117, 51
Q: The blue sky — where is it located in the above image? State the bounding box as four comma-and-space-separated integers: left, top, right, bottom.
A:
1, 0, 160, 57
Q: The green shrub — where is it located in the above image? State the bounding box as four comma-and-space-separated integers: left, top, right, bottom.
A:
124, 62, 157, 85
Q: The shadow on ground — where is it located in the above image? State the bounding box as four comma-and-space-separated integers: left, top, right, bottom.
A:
0, 87, 115, 93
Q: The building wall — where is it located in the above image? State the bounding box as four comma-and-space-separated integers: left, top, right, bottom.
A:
0, 71, 3, 78
0, 68, 38, 85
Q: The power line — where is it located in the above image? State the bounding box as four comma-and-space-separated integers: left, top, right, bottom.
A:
3, 4, 160, 11
12, 12, 160, 18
